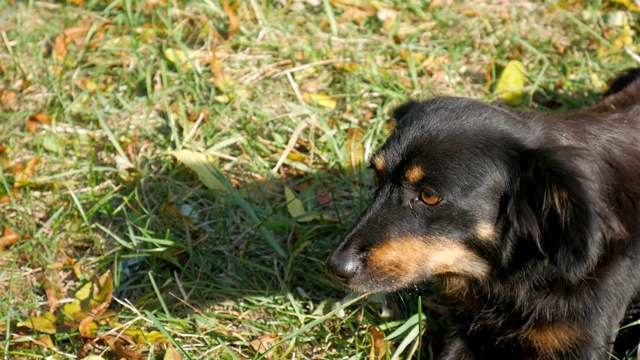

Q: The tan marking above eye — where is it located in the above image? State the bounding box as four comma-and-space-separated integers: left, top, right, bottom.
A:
405, 165, 425, 183
419, 190, 441, 205
367, 237, 490, 288
372, 154, 386, 171
475, 221, 496, 242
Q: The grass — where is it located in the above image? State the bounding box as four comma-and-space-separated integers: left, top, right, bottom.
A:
0, 0, 638, 358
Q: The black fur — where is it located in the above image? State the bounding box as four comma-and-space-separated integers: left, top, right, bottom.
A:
327, 70, 640, 359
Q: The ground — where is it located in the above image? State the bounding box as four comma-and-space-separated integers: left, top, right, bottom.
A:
0, 0, 638, 358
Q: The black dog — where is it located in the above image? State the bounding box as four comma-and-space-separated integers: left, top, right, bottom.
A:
327, 70, 640, 359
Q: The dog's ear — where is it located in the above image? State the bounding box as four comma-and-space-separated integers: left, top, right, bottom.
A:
510, 147, 601, 280
392, 100, 420, 122
605, 68, 640, 97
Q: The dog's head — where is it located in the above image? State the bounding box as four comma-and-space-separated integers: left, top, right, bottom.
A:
326, 98, 603, 294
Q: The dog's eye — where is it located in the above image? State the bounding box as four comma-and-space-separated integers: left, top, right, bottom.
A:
419, 190, 442, 206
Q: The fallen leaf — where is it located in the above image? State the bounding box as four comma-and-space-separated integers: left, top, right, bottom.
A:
14, 156, 40, 187
341, 6, 376, 24
285, 187, 321, 222
0, 226, 20, 251
54, 25, 91, 60
169, 150, 226, 192
42, 134, 64, 154
302, 93, 337, 110
286, 151, 306, 162
613, 17, 634, 49
33, 335, 55, 349
39, 276, 61, 313
370, 325, 388, 359
164, 48, 192, 70
399, 49, 427, 66
222, 0, 240, 39
17, 312, 57, 334
123, 328, 170, 345
62, 270, 113, 327
106, 336, 143, 359
495, 60, 527, 106
211, 51, 235, 92
27, 114, 52, 133
187, 108, 208, 122
0, 89, 18, 110
611, 0, 640, 12
249, 334, 279, 356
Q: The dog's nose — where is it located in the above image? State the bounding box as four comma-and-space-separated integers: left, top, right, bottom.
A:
326, 250, 362, 284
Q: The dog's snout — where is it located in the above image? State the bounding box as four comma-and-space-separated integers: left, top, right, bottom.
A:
326, 249, 362, 284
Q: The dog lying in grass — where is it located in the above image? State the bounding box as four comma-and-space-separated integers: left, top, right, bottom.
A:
327, 70, 640, 359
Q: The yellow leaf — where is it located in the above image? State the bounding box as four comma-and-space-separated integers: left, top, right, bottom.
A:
285, 187, 320, 222
124, 327, 170, 344
399, 49, 427, 65
170, 150, 226, 192
17, 312, 57, 334
613, 17, 634, 49
164, 48, 192, 70
611, 0, 640, 12
62, 271, 113, 322
213, 94, 231, 103
495, 60, 527, 106
302, 93, 337, 110
286, 152, 306, 162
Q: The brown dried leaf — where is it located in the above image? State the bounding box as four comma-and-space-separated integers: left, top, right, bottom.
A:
249, 334, 279, 357
341, 6, 376, 24
54, 25, 91, 59
222, 0, 240, 39
33, 335, 55, 349
39, 276, 61, 313
106, 336, 144, 359
0, 226, 20, 251
0, 89, 18, 110
187, 108, 208, 122
27, 114, 51, 133
14, 156, 40, 187
369, 325, 387, 359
